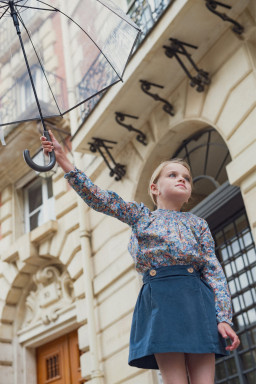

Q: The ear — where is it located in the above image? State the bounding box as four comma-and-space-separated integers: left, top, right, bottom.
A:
150, 183, 159, 197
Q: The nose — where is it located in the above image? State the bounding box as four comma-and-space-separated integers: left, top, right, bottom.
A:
178, 176, 185, 183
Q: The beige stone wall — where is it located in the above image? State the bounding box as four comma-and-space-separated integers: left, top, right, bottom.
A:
0, 1, 255, 384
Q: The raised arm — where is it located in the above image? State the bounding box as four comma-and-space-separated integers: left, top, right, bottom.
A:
41, 131, 145, 226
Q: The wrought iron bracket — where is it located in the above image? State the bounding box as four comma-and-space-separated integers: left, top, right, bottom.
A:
88, 138, 126, 181
139, 80, 174, 116
163, 38, 211, 92
205, 1, 244, 35
115, 112, 147, 146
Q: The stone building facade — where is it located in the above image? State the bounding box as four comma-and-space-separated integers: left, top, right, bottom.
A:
0, 0, 256, 383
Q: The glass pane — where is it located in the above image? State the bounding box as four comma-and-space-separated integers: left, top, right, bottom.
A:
232, 297, 241, 313
230, 378, 240, 384
243, 231, 253, 247
231, 239, 240, 254
235, 256, 246, 270
220, 246, 229, 261
246, 371, 256, 384
243, 290, 253, 308
236, 314, 245, 327
247, 249, 256, 264
224, 263, 232, 278
251, 267, 256, 282
47, 178, 53, 199
29, 210, 42, 231
241, 351, 255, 370
28, 180, 42, 212
215, 361, 226, 380
229, 279, 236, 295
225, 358, 237, 375
240, 332, 249, 349
247, 308, 256, 324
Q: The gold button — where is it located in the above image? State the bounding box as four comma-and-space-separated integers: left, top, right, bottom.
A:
187, 267, 194, 273
150, 269, 157, 276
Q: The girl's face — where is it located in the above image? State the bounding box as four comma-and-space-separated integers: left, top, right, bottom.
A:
151, 163, 192, 207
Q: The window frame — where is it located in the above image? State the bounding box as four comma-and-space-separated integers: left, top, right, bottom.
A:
24, 176, 55, 233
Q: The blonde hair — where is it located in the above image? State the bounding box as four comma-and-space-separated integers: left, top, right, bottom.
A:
148, 158, 192, 205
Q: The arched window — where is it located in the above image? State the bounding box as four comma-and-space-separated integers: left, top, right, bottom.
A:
173, 127, 231, 208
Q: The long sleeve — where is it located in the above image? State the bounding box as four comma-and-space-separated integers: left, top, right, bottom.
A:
64, 168, 145, 226
199, 220, 233, 326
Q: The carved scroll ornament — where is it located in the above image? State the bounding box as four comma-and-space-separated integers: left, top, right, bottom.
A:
22, 266, 74, 327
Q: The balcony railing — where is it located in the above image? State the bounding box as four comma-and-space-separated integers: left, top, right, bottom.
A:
0, 65, 66, 127
78, 0, 174, 124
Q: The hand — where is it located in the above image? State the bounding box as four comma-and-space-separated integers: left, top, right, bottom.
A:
218, 322, 240, 351
40, 130, 75, 173
40, 130, 63, 157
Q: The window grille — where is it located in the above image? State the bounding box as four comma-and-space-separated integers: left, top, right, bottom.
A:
214, 210, 256, 384
46, 353, 60, 380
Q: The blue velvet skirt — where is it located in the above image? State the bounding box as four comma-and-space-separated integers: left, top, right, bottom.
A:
128, 265, 229, 369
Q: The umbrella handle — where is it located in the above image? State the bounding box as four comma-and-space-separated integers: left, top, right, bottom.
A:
23, 131, 56, 172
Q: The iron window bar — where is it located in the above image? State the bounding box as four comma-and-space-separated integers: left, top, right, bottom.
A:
204, 0, 244, 35
140, 80, 174, 116
115, 112, 147, 146
163, 38, 211, 92
88, 138, 126, 181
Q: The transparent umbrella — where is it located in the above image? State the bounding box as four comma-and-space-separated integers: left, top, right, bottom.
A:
0, 0, 140, 171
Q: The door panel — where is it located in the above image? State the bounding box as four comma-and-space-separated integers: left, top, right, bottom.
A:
68, 331, 82, 383
37, 331, 83, 384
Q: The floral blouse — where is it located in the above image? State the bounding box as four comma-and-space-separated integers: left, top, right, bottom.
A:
65, 168, 233, 325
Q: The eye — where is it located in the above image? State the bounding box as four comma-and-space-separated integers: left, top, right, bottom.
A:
168, 172, 176, 178
184, 176, 190, 182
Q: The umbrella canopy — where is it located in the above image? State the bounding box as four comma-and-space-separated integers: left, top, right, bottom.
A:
0, 0, 140, 127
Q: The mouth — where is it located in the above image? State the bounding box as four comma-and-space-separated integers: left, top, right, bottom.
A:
176, 184, 186, 189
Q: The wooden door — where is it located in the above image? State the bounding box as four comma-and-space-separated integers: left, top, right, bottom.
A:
37, 330, 83, 384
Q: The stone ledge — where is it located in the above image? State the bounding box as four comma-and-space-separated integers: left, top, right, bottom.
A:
30, 220, 58, 244
226, 141, 256, 186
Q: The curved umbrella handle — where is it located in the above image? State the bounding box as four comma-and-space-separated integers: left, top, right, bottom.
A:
23, 131, 56, 172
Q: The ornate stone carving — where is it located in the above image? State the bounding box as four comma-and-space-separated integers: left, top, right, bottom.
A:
22, 266, 74, 327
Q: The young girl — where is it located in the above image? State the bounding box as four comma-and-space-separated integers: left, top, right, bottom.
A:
41, 132, 240, 384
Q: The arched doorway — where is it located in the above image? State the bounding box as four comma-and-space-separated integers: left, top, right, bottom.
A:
12, 263, 84, 384
174, 128, 256, 384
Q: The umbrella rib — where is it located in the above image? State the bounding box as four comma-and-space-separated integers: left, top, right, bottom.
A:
63, 79, 120, 117
0, 5, 9, 20
36, 0, 123, 81
96, 0, 140, 31
0, 4, 9, 10
16, 4, 56, 12
17, 11, 63, 117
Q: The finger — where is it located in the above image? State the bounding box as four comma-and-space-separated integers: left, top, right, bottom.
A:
48, 130, 56, 142
42, 142, 54, 152
226, 335, 240, 351
219, 328, 228, 338
42, 143, 53, 150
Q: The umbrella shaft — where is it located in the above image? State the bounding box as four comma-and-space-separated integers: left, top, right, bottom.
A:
9, 1, 20, 33
9, 1, 47, 132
